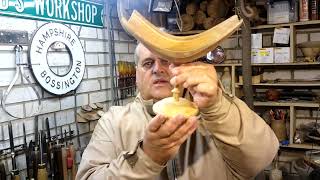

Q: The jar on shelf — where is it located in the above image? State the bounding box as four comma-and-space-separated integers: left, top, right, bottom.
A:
221, 67, 231, 94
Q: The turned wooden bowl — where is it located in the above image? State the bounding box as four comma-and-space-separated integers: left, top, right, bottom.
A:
153, 97, 199, 118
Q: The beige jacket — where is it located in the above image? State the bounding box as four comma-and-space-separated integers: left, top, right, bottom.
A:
76, 90, 279, 180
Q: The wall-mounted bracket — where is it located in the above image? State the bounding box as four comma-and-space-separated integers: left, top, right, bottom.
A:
0, 30, 28, 45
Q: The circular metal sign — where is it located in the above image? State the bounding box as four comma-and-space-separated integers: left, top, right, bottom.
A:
29, 23, 85, 95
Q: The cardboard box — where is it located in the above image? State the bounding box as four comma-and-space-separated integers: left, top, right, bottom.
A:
251, 48, 274, 63
251, 33, 262, 48
258, 48, 274, 63
274, 47, 290, 63
252, 48, 274, 64
268, 1, 290, 24
251, 48, 260, 63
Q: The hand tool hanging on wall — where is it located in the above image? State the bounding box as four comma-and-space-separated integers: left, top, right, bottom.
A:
67, 124, 76, 180
45, 117, 55, 179
1, 45, 42, 118
73, 90, 84, 158
37, 131, 48, 180
0, 125, 7, 180
61, 128, 68, 180
8, 122, 20, 180
23, 123, 33, 180
41, 119, 48, 167
52, 118, 63, 180
27, 141, 35, 180
0, 149, 6, 180
30, 115, 40, 180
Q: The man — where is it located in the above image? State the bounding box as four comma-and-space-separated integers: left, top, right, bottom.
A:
76, 43, 279, 180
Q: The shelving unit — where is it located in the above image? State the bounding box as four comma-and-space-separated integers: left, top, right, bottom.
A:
250, 20, 320, 150
281, 143, 320, 150
237, 82, 320, 87
214, 62, 320, 67
252, 19, 320, 30
254, 101, 320, 108
213, 20, 320, 150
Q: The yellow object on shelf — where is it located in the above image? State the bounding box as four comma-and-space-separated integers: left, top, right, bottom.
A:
239, 74, 261, 84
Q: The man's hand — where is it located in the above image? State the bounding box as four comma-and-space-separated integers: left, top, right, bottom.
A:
142, 114, 198, 165
170, 62, 219, 108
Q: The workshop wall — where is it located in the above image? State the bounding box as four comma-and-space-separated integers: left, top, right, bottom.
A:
0, 1, 136, 178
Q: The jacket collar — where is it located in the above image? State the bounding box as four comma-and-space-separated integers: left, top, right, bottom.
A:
135, 93, 156, 116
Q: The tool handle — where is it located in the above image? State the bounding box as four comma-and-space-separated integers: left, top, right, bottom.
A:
0, 163, 6, 180
69, 145, 77, 180
11, 169, 20, 180
55, 146, 64, 180
47, 142, 55, 178
32, 149, 39, 180
34, 116, 39, 148
61, 148, 68, 180
37, 164, 48, 180
12, 175, 20, 180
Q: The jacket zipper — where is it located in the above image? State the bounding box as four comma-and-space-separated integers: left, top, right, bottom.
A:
172, 159, 178, 180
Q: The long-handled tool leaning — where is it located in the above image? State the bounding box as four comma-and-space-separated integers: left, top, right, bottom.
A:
45, 117, 55, 179
0, 125, 7, 180
23, 123, 33, 180
0, 149, 6, 180
8, 122, 20, 180
67, 124, 77, 180
37, 131, 48, 180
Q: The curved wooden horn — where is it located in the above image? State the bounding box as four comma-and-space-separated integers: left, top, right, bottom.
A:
119, 10, 242, 64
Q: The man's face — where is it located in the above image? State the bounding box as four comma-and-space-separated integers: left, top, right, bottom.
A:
136, 44, 173, 101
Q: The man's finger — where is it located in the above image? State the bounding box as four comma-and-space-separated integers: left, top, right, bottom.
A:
148, 115, 167, 132
171, 62, 209, 75
161, 117, 198, 149
194, 83, 217, 95
157, 115, 187, 138
159, 116, 198, 146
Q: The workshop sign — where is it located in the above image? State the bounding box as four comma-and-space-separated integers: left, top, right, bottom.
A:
0, 0, 104, 28
29, 22, 85, 95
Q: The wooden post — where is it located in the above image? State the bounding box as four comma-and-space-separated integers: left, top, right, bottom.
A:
239, 3, 254, 109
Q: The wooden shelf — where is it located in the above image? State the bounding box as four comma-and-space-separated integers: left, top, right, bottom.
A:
236, 82, 320, 87
252, 20, 320, 30
214, 62, 320, 67
250, 62, 320, 66
281, 143, 320, 150
254, 101, 320, 107
168, 20, 320, 35
214, 63, 241, 67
